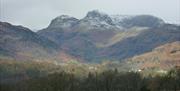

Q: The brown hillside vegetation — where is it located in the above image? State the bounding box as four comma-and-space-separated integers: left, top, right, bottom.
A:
128, 41, 180, 70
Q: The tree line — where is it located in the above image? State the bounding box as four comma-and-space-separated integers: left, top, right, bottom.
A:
1, 68, 180, 91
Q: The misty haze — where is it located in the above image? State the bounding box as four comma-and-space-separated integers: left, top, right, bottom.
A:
0, 0, 180, 91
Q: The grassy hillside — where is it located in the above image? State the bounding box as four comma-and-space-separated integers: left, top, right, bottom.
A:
127, 41, 180, 72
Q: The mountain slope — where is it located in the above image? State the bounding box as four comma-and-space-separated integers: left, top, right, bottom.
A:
101, 24, 180, 60
0, 21, 59, 61
127, 41, 180, 70
120, 15, 164, 28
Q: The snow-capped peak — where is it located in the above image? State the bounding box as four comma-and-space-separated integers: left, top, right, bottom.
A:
86, 10, 108, 19
47, 10, 165, 31
48, 15, 79, 29
57, 15, 71, 19
80, 10, 114, 28
53, 15, 78, 22
110, 15, 133, 24
110, 15, 134, 28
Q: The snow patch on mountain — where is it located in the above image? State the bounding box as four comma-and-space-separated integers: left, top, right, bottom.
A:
46, 10, 165, 31
77, 10, 118, 30
110, 15, 133, 24
48, 15, 79, 29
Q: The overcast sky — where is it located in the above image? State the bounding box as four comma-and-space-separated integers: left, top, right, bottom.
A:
0, 0, 180, 30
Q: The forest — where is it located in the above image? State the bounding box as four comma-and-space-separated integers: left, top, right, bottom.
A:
1, 67, 180, 91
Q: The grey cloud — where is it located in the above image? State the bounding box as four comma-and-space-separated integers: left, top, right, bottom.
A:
0, 0, 179, 30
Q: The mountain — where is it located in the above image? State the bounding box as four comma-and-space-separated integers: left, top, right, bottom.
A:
119, 15, 164, 28
0, 10, 179, 63
38, 10, 179, 62
101, 24, 180, 60
75, 10, 117, 31
38, 10, 120, 61
38, 15, 79, 45
0, 21, 59, 61
48, 15, 79, 29
1, 10, 180, 89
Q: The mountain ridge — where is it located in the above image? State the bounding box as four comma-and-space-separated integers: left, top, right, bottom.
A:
0, 10, 179, 63
37, 10, 179, 62
0, 21, 59, 61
